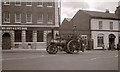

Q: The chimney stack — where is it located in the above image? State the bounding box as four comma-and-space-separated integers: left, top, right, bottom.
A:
105, 9, 109, 13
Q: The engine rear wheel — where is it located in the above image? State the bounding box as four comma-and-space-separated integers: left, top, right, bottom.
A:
67, 40, 80, 54
46, 44, 58, 54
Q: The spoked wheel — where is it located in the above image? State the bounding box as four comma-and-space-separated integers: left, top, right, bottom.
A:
67, 40, 80, 54
46, 44, 58, 54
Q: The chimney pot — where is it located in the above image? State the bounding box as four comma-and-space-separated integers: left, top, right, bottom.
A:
106, 9, 109, 13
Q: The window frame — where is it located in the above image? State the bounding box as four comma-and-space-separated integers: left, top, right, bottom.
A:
15, 0, 21, 6
15, 30, 22, 42
47, 1, 53, 7
37, 13, 43, 24
37, 31, 44, 42
47, 13, 53, 24
26, 0, 32, 6
3, 0, 10, 5
26, 13, 32, 23
26, 30, 33, 42
37, 0, 43, 7
15, 13, 21, 23
3, 12, 10, 23
99, 21, 102, 30
110, 22, 113, 30
97, 34, 104, 47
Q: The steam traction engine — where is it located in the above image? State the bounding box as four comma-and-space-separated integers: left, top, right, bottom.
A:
46, 35, 85, 54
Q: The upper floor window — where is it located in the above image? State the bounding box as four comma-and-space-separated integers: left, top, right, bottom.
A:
15, 0, 21, 6
3, 0, 10, 5
47, 1, 53, 7
26, 0, 32, 6
37, 13, 43, 24
15, 13, 21, 23
99, 21, 102, 29
26, 13, 32, 23
3, 12, 10, 23
110, 22, 113, 30
37, 0, 43, 7
47, 13, 53, 24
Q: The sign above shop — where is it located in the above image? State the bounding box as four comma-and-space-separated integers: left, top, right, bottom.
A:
2, 27, 27, 30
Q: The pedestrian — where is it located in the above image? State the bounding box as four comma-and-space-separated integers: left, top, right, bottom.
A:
111, 43, 115, 51
102, 44, 105, 50
117, 43, 120, 51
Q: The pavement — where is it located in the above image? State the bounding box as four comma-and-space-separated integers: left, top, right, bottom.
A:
2, 49, 46, 53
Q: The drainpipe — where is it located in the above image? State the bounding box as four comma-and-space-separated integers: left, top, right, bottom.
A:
0, 1, 2, 71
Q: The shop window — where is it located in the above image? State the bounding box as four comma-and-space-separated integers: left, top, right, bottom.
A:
15, 30, 22, 42
37, 31, 43, 42
119, 37, 120, 43
97, 34, 104, 47
26, 30, 33, 42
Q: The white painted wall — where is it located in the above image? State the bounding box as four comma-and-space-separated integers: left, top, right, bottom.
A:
91, 19, 119, 49
55, 1, 59, 27
91, 31, 118, 49
91, 19, 119, 31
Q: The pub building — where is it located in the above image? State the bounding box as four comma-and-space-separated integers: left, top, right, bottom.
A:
2, 0, 60, 50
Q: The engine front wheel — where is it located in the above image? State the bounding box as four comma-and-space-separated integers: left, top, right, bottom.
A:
67, 40, 80, 54
46, 44, 58, 54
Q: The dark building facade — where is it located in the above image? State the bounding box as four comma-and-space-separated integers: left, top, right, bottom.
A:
2, 0, 60, 50
60, 10, 91, 49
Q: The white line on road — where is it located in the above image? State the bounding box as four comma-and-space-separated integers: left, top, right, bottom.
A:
90, 58, 97, 60
115, 55, 118, 57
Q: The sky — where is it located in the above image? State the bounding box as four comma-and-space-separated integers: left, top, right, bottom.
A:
61, 0, 120, 23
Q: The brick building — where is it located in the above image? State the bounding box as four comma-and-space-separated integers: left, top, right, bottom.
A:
2, 0, 60, 50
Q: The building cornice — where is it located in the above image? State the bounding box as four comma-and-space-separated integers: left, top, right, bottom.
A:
91, 30, 120, 32
2, 25, 59, 28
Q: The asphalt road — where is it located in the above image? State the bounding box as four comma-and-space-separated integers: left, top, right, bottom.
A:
2, 50, 118, 70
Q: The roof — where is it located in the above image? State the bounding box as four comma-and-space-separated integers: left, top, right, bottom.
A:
80, 10, 119, 20
65, 18, 71, 21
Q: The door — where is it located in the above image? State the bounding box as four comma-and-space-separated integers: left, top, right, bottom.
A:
2, 33, 11, 50
109, 34, 116, 50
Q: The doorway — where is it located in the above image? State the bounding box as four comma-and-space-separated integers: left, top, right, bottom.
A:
109, 34, 116, 50
2, 33, 11, 50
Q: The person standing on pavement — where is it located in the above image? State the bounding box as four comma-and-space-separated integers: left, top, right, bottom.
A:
111, 43, 115, 51
117, 43, 120, 51
102, 44, 105, 50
